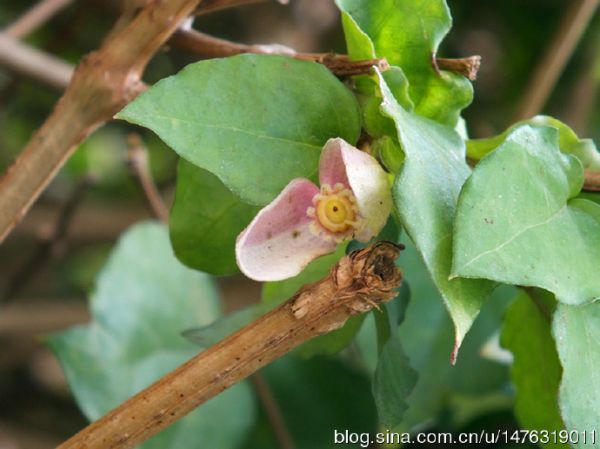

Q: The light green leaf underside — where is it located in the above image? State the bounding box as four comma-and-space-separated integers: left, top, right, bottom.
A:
377, 72, 494, 351
467, 115, 600, 170
170, 160, 260, 274
117, 54, 361, 205
336, 0, 472, 125
453, 125, 600, 305
372, 333, 418, 428
501, 290, 564, 448
48, 222, 255, 449
372, 288, 417, 429
554, 302, 600, 447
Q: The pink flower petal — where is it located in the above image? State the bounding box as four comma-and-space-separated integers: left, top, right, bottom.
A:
320, 138, 392, 241
319, 138, 350, 188
236, 178, 336, 281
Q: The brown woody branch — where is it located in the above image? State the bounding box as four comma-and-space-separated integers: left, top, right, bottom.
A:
434, 56, 481, 81
584, 170, 600, 191
0, 0, 203, 243
56, 242, 403, 449
170, 29, 390, 76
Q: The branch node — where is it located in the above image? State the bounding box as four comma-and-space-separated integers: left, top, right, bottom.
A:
434, 55, 482, 81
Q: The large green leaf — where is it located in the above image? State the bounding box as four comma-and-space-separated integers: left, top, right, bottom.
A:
170, 160, 260, 274
467, 116, 600, 170
453, 125, 600, 305
501, 290, 564, 448
48, 222, 255, 449
336, 0, 472, 125
377, 72, 494, 352
554, 302, 600, 447
117, 54, 361, 205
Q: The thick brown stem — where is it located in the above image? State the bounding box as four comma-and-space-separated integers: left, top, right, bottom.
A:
56, 242, 403, 449
0, 0, 203, 243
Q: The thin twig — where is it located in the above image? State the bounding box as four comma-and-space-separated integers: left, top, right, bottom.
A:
513, 0, 600, 121
126, 133, 169, 223
0, 0, 203, 243
0, 33, 74, 89
434, 56, 481, 81
1, 176, 93, 304
4, 0, 75, 39
56, 242, 403, 449
249, 374, 296, 449
584, 170, 600, 191
170, 29, 390, 76
195, 0, 270, 15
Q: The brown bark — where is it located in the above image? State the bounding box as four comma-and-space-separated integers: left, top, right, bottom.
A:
56, 242, 403, 449
0, 0, 203, 243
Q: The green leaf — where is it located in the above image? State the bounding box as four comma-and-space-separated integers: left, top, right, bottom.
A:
117, 54, 361, 205
336, 0, 473, 125
453, 125, 600, 305
377, 72, 494, 352
170, 160, 260, 274
372, 333, 418, 429
371, 292, 417, 429
501, 290, 564, 447
553, 302, 600, 447
48, 222, 255, 449
467, 116, 600, 170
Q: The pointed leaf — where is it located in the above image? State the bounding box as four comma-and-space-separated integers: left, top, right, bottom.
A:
454, 125, 600, 305
117, 54, 361, 205
377, 72, 494, 353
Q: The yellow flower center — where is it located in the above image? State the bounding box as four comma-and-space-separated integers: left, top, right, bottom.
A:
316, 196, 355, 232
307, 183, 361, 242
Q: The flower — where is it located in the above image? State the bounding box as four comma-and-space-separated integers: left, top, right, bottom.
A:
235, 138, 392, 281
